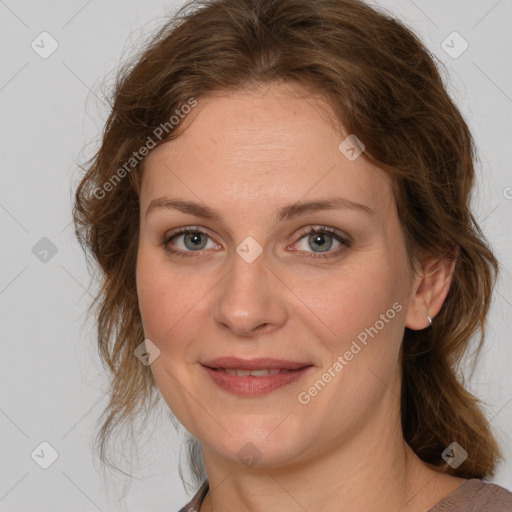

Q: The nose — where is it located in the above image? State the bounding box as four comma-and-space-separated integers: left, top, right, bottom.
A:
212, 248, 288, 338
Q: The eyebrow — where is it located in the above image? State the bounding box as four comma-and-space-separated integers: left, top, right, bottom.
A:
145, 196, 375, 223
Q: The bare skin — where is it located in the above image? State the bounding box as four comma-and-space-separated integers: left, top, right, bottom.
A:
136, 82, 467, 512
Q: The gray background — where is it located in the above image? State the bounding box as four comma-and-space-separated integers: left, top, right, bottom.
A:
0, 0, 511, 510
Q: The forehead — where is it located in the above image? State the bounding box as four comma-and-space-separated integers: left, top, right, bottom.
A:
139, 83, 393, 219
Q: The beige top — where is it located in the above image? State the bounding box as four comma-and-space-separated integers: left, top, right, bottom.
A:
177, 478, 512, 511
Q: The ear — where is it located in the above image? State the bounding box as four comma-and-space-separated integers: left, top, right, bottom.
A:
405, 248, 457, 330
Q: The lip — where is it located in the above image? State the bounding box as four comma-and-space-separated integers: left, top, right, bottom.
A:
200, 357, 312, 371
200, 358, 314, 397
201, 365, 314, 396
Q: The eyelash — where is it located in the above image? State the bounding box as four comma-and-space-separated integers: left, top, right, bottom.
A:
161, 226, 351, 259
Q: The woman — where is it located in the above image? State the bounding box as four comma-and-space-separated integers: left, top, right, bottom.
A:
73, 0, 512, 510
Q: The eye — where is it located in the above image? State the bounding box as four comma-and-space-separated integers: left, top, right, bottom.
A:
161, 225, 351, 259
291, 226, 350, 258
162, 227, 219, 257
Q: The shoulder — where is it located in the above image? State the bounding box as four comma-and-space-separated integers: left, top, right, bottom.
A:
429, 478, 512, 511
176, 479, 209, 512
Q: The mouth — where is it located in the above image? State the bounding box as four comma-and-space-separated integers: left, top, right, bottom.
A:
199, 358, 314, 396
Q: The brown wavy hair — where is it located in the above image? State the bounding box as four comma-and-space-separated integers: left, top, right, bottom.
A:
72, 0, 503, 489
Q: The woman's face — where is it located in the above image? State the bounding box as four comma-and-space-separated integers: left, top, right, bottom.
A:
136, 83, 422, 469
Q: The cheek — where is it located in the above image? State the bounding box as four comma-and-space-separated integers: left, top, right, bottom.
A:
295, 256, 408, 410
295, 261, 407, 420
298, 260, 403, 345
136, 250, 182, 344
135, 249, 216, 357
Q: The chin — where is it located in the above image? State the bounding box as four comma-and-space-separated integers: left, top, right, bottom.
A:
202, 423, 313, 469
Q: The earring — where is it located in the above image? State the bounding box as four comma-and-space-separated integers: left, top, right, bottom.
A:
427, 315, 433, 327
